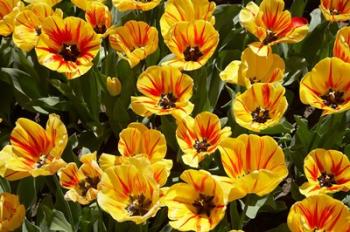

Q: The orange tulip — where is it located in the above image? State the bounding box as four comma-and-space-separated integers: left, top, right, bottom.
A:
0, 193, 25, 232
85, 1, 112, 38
0, 0, 24, 37
333, 26, 350, 63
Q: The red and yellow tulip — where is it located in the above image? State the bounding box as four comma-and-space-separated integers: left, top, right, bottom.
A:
164, 169, 227, 232
24, 0, 61, 6
163, 20, 219, 71
0, 0, 24, 37
35, 16, 101, 79
300, 57, 350, 115
333, 26, 350, 63
85, 1, 112, 38
218, 134, 288, 201
287, 194, 350, 232
0, 193, 25, 232
233, 83, 288, 132
300, 149, 350, 196
97, 156, 163, 224
71, 0, 105, 10
109, 20, 158, 68
131, 66, 194, 118
176, 112, 231, 168
58, 152, 102, 205
220, 47, 285, 88
0, 114, 67, 179
320, 0, 350, 21
239, 0, 308, 55
13, 2, 63, 52
112, 0, 160, 12
160, 0, 216, 37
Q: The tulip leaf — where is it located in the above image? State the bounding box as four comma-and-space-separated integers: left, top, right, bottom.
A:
243, 195, 269, 219
290, 0, 307, 17
16, 177, 36, 208
49, 210, 74, 232
23, 218, 42, 232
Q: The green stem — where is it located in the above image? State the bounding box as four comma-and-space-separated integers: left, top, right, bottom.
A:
238, 200, 249, 230
53, 175, 74, 228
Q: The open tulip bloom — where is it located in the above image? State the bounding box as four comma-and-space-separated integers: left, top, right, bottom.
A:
0, 114, 67, 180
163, 169, 227, 232
218, 134, 288, 201
300, 149, 350, 196
300, 57, 350, 115
0, 0, 24, 37
131, 66, 194, 118
112, 0, 160, 12
239, 0, 308, 56
320, 0, 350, 21
333, 26, 350, 63
220, 47, 285, 88
287, 194, 350, 232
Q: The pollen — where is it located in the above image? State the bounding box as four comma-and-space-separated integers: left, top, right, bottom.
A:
59, 43, 80, 62
192, 194, 216, 217
251, 107, 270, 123
184, 46, 203, 61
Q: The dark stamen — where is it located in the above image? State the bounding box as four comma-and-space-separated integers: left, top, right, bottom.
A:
94, 25, 107, 34
251, 107, 270, 123
35, 27, 41, 36
321, 89, 344, 109
59, 43, 80, 62
78, 176, 100, 196
262, 31, 278, 45
183, 46, 203, 61
318, 172, 336, 188
194, 139, 210, 152
159, 93, 177, 109
126, 194, 152, 216
192, 194, 216, 217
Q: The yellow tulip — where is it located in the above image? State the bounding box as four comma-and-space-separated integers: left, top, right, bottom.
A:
160, 0, 216, 37
239, 0, 308, 55
333, 26, 350, 63
233, 83, 288, 132
106, 76, 122, 96
131, 66, 194, 118
220, 47, 285, 88
300, 149, 350, 196
164, 169, 227, 232
112, 0, 160, 12
320, 0, 350, 21
71, 0, 105, 10
0, 0, 24, 37
13, 2, 63, 52
85, 1, 112, 38
35, 16, 101, 79
163, 20, 219, 71
109, 20, 158, 68
24, 0, 61, 6
97, 156, 162, 224
288, 194, 350, 232
0, 193, 25, 232
218, 134, 288, 201
0, 114, 67, 179
176, 111, 231, 168
300, 57, 350, 115
58, 152, 102, 205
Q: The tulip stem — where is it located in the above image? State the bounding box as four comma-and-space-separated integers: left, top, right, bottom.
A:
238, 200, 249, 230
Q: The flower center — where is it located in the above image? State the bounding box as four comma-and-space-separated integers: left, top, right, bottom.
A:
192, 194, 216, 217
330, 8, 340, 15
59, 43, 80, 62
35, 27, 41, 36
159, 93, 177, 109
126, 194, 152, 216
194, 139, 210, 153
78, 176, 100, 196
262, 31, 278, 45
251, 107, 270, 123
249, 76, 261, 84
321, 89, 344, 109
318, 172, 336, 188
94, 25, 107, 34
183, 46, 203, 61
35, 154, 48, 168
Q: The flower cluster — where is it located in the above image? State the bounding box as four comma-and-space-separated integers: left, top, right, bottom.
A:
0, 0, 350, 231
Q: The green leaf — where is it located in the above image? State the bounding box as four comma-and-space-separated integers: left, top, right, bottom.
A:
23, 218, 41, 232
290, 0, 307, 17
16, 177, 36, 208
243, 195, 269, 219
0, 177, 11, 193
50, 210, 74, 232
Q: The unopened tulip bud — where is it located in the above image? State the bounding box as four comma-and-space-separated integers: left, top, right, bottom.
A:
106, 76, 121, 96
